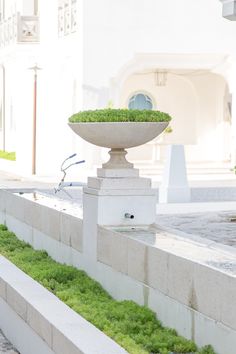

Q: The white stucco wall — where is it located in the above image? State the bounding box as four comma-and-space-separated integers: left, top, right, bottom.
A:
79, 0, 235, 166
11, 0, 85, 175
82, 0, 236, 88
3, 0, 35, 17
1, 0, 235, 175
186, 74, 229, 161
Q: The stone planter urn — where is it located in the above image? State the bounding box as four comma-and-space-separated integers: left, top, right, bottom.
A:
68, 109, 171, 172
68, 109, 172, 236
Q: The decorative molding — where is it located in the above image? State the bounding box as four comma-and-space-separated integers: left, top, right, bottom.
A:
58, 1, 64, 37
0, 13, 39, 47
71, 0, 77, 33
17, 15, 40, 43
0, 14, 17, 47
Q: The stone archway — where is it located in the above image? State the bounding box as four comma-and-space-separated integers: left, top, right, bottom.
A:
110, 54, 232, 169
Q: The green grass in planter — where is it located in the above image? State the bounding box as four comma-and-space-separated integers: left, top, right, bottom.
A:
0, 150, 16, 161
0, 225, 215, 354
69, 109, 172, 123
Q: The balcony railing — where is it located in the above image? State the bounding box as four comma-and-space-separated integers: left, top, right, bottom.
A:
0, 14, 17, 47
58, 0, 77, 37
0, 13, 39, 48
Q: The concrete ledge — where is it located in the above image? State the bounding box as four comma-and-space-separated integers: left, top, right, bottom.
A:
95, 260, 236, 354
0, 190, 83, 252
2, 188, 236, 354
0, 297, 54, 354
97, 225, 236, 354
0, 256, 127, 354
98, 225, 236, 330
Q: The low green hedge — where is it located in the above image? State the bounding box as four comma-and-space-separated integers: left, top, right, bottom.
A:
69, 109, 172, 123
0, 225, 215, 354
0, 150, 16, 161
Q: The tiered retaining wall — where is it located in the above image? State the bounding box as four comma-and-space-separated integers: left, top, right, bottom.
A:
0, 189, 235, 354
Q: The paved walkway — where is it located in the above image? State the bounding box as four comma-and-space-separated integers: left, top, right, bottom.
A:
0, 330, 19, 354
0, 170, 55, 190
157, 209, 236, 249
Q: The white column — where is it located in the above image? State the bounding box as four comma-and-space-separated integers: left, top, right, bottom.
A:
220, 0, 236, 20
159, 144, 191, 203
226, 62, 236, 168
229, 89, 236, 167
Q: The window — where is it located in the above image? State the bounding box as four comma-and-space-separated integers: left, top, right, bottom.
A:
58, 0, 77, 37
128, 93, 153, 110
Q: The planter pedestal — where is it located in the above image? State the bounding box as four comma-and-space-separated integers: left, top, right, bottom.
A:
82, 167, 156, 264
102, 148, 134, 169
97, 167, 139, 178
68, 120, 168, 265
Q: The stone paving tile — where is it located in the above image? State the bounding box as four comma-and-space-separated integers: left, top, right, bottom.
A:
0, 330, 19, 354
158, 210, 236, 248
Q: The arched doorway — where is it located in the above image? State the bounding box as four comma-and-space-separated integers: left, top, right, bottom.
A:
110, 54, 231, 169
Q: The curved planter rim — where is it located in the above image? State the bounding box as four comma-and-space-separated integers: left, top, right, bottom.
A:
68, 121, 169, 169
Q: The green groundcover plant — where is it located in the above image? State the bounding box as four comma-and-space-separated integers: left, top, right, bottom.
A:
69, 109, 172, 123
0, 150, 16, 161
0, 225, 215, 354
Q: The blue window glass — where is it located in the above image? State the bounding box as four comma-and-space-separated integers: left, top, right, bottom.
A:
128, 93, 153, 110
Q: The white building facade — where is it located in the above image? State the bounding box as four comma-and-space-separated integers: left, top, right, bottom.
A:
0, 0, 236, 176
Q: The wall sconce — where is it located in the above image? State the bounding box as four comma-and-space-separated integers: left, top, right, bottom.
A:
155, 71, 167, 87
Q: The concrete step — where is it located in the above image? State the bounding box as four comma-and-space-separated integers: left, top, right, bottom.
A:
135, 162, 234, 176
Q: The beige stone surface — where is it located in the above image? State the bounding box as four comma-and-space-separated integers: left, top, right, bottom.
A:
0, 190, 6, 213
194, 311, 236, 354
217, 273, 236, 330
97, 227, 112, 266
5, 193, 24, 221
31, 203, 43, 231
6, 285, 27, 321
97, 168, 139, 178
192, 264, 224, 322
41, 206, 60, 241
111, 233, 128, 274
0, 279, 6, 300
27, 304, 53, 347
52, 327, 82, 354
5, 214, 33, 245
127, 238, 147, 283
167, 254, 195, 306
67, 215, 83, 252
68, 122, 168, 149
60, 213, 73, 246
87, 177, 151, 190
147, 247, 169, 294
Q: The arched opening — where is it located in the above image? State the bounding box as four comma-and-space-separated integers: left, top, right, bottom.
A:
115, 64, 231, 167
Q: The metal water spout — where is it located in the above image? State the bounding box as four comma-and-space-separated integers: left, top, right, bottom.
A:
124, 213, 134, 219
